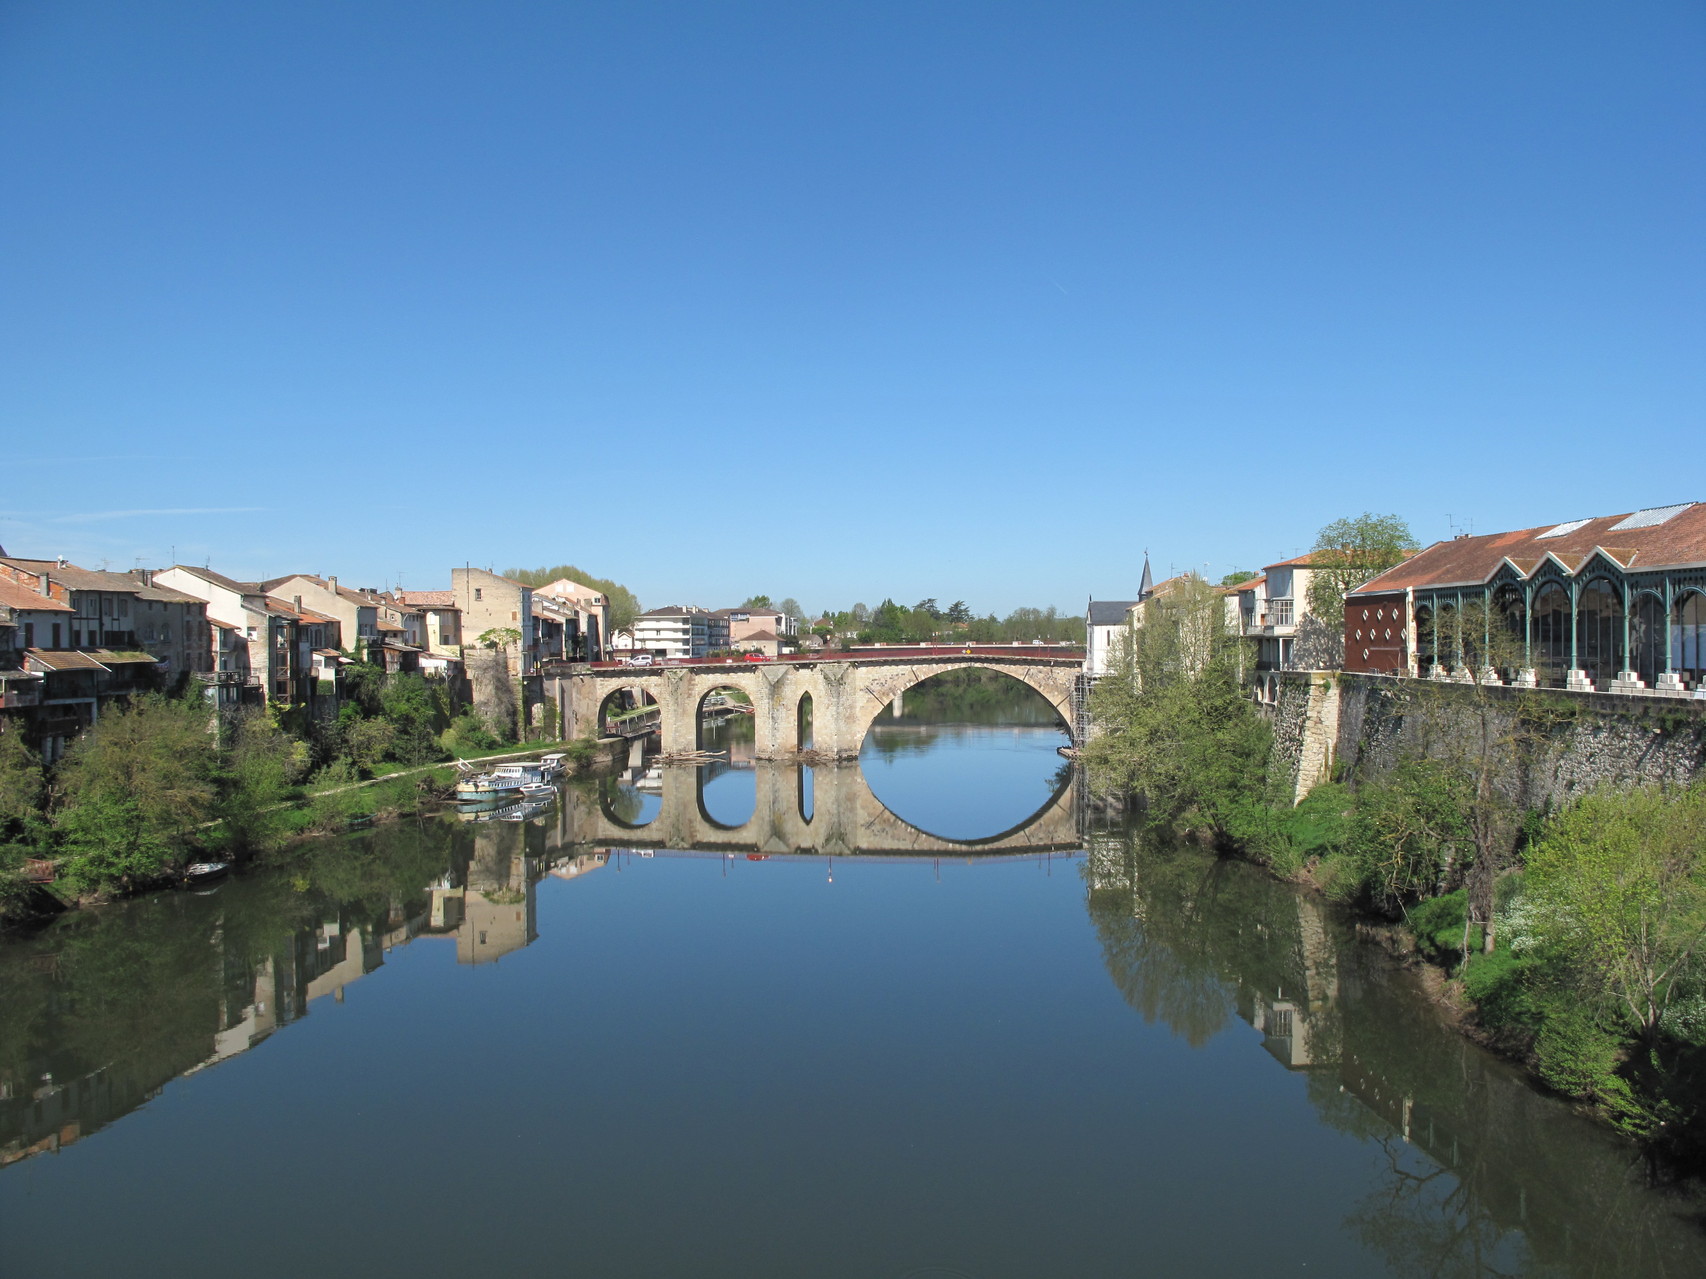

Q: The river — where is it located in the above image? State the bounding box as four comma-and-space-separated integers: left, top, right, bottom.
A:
2, 673, 1704, 1277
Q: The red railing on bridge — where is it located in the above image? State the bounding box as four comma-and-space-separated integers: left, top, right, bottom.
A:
581, 644, 1084, 671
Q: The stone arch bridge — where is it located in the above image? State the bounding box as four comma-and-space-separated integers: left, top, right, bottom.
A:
547, 653, 1083, 760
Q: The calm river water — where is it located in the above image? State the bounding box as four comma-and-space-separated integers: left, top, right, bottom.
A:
3, 678, 1705, 1277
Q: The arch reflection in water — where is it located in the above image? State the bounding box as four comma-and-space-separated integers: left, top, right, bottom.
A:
696, 694, 756, 828
859, 669, 1071, 842
1084, 826, 1706, 1277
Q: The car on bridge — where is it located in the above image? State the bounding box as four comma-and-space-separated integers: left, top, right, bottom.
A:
620, 653, 656, 667
742, 652, 771, 662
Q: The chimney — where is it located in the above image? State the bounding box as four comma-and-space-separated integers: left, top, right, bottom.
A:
293, 595, 303, 613
327, 575, 338, 592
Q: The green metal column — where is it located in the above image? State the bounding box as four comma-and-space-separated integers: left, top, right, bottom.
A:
1569, 580, 1579, 672
1664, 575, 1675, 674
1456, 590, 1464, 668
1620, 579, 1631, 675
1483, 585, 1492, 668
1522, 581, 1533, 667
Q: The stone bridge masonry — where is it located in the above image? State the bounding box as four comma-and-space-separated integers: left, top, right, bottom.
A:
546, 654, 1083, 760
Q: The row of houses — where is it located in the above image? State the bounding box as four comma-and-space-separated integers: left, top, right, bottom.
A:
0, 551, 612, 759
624, 604, 803, 660
1088, 500, 1706, 701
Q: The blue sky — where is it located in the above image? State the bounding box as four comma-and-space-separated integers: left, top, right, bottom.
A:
2, 2, 1700, 616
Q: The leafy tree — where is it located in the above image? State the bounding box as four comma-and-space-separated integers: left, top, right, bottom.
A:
55, 693, 219, 893
777, 597, 805, 622
338, 660, 386, 716
1085, 576, 1271, 840
0, 730, 48, 908
1304, 512, 1418, 622
218, 710, 308, 852
1524, 783, 1706, 1039
946, 600, 972, 624
914, 598, 942, 620
1337, 760, 1473, 911
0, 729, 44, 841
1219, 570, 1256, 586
336, 706, 397, 775
379, 673, 451, 764
741, 594, 774, 609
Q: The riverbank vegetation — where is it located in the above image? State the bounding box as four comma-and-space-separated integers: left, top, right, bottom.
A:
0, 679, 602, 915
1084, 556, 1706, 1165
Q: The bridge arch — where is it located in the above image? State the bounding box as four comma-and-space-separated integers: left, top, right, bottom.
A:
842, 660, 1076, 754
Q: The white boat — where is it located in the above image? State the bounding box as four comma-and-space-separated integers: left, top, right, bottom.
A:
183, 861, 231, 885
454, 773, 524, 802
518, 781, 555, 800
538, 753, 567, 778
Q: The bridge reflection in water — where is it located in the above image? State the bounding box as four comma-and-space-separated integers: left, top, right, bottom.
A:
583, 757, 1082, 857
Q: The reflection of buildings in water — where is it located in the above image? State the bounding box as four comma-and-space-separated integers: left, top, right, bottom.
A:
0, 833, 601, 1169
551, 853, 607, 882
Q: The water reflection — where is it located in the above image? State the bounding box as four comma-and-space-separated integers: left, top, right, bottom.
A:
1085, 826, 1706, 1276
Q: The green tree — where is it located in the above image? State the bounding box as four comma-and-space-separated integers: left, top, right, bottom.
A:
1219, 570, 1256, 586
0, 729, 44, 840
741, 594, 774, 609
946, 600, 972, 624
1085, 576, 1271, 840
1524, 783, 1706, 1039
56, 693, 219, 893
0, 730, 48, 908
218, 710, 308, 852
339, 712, 397, 775
1304, 512, 1418, 622
379, 673, 451, 764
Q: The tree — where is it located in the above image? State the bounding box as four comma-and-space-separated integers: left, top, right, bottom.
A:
218, 711, 308, 852
1304, 512, 1418, 622
741, 594, 774, 609
914, 599, 942, 620
56, 693, 219, 893
1086, 576, 1271, 840
0, 729, 44, 842
1219, 571, 1256, 587
778, 597, 805, 622
379, 673, 452, 764
1523, 783, 1706, 1039
946, 600, 972, 624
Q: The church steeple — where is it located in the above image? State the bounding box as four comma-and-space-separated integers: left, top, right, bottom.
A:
1137, 551, 1153, 601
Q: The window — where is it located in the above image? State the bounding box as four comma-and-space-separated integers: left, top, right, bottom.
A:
52, 623, 61, 648
474, 588, 482, 601
23, 623, 32, 648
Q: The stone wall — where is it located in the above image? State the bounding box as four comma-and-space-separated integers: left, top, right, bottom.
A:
1276, 670, 1706, 811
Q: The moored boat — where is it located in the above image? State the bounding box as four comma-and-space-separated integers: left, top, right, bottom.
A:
183, 861, 231, 885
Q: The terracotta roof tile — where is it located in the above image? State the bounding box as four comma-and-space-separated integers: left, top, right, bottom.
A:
1352, 502, 1706, 595
0, 578, 73, 613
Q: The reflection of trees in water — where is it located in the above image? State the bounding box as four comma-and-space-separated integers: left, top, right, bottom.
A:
597, 776, 647, 826
0, 822, 463, 1166
1084, 824, 1706, 1278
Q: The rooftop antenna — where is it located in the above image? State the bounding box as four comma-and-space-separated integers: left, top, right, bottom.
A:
1446, 513, 1458, 537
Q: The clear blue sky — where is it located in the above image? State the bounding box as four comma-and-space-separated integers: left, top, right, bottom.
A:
2, 1, 1700, 617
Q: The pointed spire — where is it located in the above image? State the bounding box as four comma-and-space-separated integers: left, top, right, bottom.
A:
1138, 551, 1153, 601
